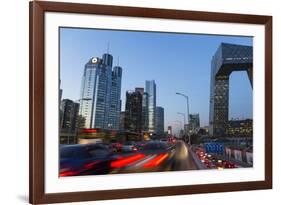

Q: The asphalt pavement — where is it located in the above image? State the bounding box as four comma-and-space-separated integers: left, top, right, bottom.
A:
110, 140, 197, 174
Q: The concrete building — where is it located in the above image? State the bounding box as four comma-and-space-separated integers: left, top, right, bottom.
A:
60, 99, 79, 133
124, 90, 143, 133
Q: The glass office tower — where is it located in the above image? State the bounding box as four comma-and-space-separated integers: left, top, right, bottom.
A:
79, 53, 122, 130
155, 106, 164, 135
209, 43, 253, 137
108, 66, 122, 129
145, 80, 156, 133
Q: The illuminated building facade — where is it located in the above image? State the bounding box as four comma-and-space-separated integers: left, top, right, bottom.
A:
79, 53, 122, 130
227, 119, 253, 137
209, 43, 253, 137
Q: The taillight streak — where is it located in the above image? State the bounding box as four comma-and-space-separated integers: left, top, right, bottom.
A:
133, 154, 157, 167
83, 161, 100, 169
143, 153, 169, 168
59, 170, 80, 177
111, 154, 145, 168
60, 160, 100, 177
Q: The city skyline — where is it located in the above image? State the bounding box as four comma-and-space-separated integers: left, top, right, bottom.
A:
60, 27, 253, 130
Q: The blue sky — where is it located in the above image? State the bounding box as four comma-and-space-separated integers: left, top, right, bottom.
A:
60, 27, 253, 130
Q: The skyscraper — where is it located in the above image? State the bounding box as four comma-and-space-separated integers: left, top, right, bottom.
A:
155, 106, 164, 135
79, 53, 122, 130
124, 90, 143, 133
145, 80, 156, 133
209, 43, 252, 137
119, 111, 126, 131
60, 99, 80, 133
108, 66, 122, 129
59, 79, 63, 127
135, 88, 149, 132
189, 113, 200, 131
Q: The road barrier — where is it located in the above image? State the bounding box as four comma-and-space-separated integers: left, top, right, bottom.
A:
187, 145, 207, 170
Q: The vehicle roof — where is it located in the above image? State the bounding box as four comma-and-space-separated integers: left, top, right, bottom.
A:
60, 143, 107, 150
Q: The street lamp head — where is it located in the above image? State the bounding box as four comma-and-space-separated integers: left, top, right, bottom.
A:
176, 92, 188, 98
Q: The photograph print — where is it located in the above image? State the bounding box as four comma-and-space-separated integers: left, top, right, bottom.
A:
59, 27, 253, 177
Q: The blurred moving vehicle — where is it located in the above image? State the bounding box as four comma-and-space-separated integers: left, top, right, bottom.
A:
59, 143, 115, 177
168, 137, 177, 144
110, 142, 123, 152
194, 146, 237, 170
109, 141, 175, 173
136, 141, 174, 170
142, 141, 171, 154
134, 141, 147, 150
223, 161, 236, 168
121, 141, 138, 152
160, 138, 168, 143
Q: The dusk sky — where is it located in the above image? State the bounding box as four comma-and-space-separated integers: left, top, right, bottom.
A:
60, 27, 253, 132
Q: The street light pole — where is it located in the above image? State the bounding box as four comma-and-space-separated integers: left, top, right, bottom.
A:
176, 92, 190, 124
176, 92, 191, 145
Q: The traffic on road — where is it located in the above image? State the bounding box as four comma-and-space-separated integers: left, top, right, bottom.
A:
59, 138, 197, 177
194, 146, 238, 170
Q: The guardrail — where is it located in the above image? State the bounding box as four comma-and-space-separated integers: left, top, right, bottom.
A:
187, 145, 207, 170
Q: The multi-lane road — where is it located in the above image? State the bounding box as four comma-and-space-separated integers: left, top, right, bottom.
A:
59, 140, 198, 177
109, 141, 197, 174
59, 139, 247, 177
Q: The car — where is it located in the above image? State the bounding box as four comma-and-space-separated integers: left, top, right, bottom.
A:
160, 138, 168, 142
167, 137, 177, 144
59, 143, 115, 177
223, 161, 236, 168
121, 141, 138, 152
142, 141, 172, 154
134, 141, 147, 150
110, 141, 173, 172
138, 141, 173, 170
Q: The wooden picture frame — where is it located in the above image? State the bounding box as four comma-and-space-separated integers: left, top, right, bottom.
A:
29, 1, 272, 204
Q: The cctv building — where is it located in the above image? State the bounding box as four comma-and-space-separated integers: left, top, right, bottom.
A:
209, 43, 253, 137
79, 53, 122, 130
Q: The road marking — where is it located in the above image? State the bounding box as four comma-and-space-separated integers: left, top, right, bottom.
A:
132, 154, 157, 167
